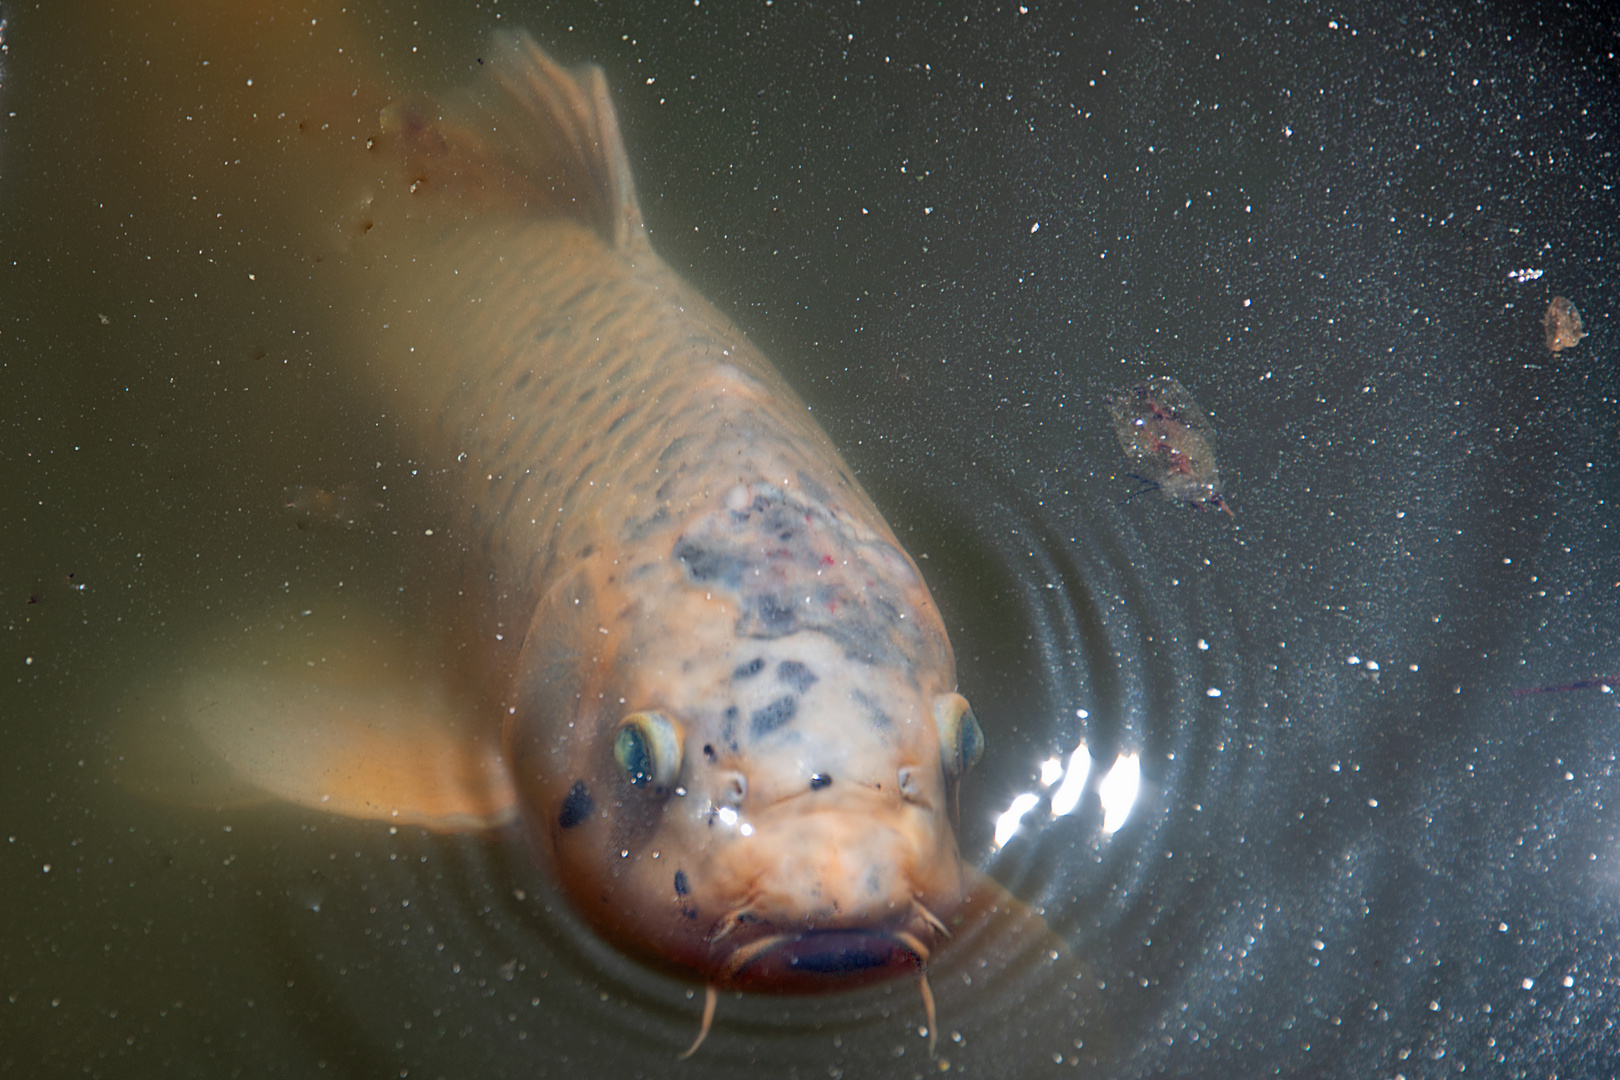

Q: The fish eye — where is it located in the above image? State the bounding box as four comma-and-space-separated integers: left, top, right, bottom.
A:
613, 711, 683, 790
933, 693, 984, 777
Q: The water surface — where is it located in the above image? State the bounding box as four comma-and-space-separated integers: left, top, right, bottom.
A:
3, 1, 1618, 1076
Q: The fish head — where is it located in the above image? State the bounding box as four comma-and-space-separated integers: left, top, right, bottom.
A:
508, 528, 982, 991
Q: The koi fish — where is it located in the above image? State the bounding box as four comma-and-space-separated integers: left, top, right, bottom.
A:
1109, 375, 1234, 516
119, 23, 1053, 1056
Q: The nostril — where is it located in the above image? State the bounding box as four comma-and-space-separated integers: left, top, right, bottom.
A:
898, 766, 921, 800
809, 773, 833, 791
721, 772, 747, 806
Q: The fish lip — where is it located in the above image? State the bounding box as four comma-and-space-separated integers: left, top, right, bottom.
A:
715, 924, 933, 993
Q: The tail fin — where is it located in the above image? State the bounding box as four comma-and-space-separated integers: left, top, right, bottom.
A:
382, 31, 647, 252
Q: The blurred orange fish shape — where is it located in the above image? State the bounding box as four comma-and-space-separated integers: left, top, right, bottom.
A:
1110, 376, 1234, 516
122, 27, 1058, 1057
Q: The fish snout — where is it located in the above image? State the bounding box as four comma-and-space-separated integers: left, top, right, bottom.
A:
707, 807, 963, 991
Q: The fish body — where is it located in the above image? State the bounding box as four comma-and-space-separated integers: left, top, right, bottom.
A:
369, 36, 978, 991
128, 29, 1004, 1019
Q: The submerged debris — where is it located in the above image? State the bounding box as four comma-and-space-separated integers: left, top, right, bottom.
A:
1544, 296, 1586, 353
1109, 376, 1233, 516
283, 484, 382, 531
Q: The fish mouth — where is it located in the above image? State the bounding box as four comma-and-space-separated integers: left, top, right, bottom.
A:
711, 901, 946, 993
722, 928, 928, 991
679, 914, 946, 1059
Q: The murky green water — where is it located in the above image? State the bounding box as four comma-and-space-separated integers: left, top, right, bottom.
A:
5, 1, 1619, 1077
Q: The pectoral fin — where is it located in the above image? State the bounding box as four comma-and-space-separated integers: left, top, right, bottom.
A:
115, 611, 516, 832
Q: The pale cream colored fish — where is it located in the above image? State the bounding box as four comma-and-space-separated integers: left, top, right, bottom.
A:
118, 21, 1054, 1055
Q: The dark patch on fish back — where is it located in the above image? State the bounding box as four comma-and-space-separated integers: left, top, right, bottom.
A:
558, 780, 594, 829
796, 469, 833, 506
674, 538, 747, 586
733, 656, 766, 680
750, 695, 798, 738
750, 594, 799, 635
671, 484, 931, 667
621, 506, 670, 544
674, 869, 690, 896
658, 435, 694, 465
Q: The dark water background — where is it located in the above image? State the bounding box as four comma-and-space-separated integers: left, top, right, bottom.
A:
3, 0, 1618, 1076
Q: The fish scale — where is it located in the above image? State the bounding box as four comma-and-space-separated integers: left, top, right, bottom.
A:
374, 215, 865, 602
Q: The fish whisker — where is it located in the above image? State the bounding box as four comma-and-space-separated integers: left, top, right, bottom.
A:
676, 984, 719, 1060
719, 932, 794, 980
918, 973, 938, 1057
708, 903, 760, 947
891, 928, 932, 966
912, 897, 951, 940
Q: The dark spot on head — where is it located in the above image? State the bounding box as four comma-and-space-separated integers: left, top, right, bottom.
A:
704, 744, 717, 761
852, 689, 893, 729
733, 657, 766, 680
558, 780, 593, 829
674, 869, 690, 897
750, 695, 798, 738
810, 773, 832, 791
776, 660, 818, 693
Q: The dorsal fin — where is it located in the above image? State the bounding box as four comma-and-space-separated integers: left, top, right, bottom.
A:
381, 31, 646, 252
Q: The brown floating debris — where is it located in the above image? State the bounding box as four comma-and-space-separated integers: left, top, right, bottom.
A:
283, 483, 382, 531
1544, 296, 1586, 353
1110, 375, 1233, 516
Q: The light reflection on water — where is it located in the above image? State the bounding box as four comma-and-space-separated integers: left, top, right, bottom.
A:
988, 730, 1140, 850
